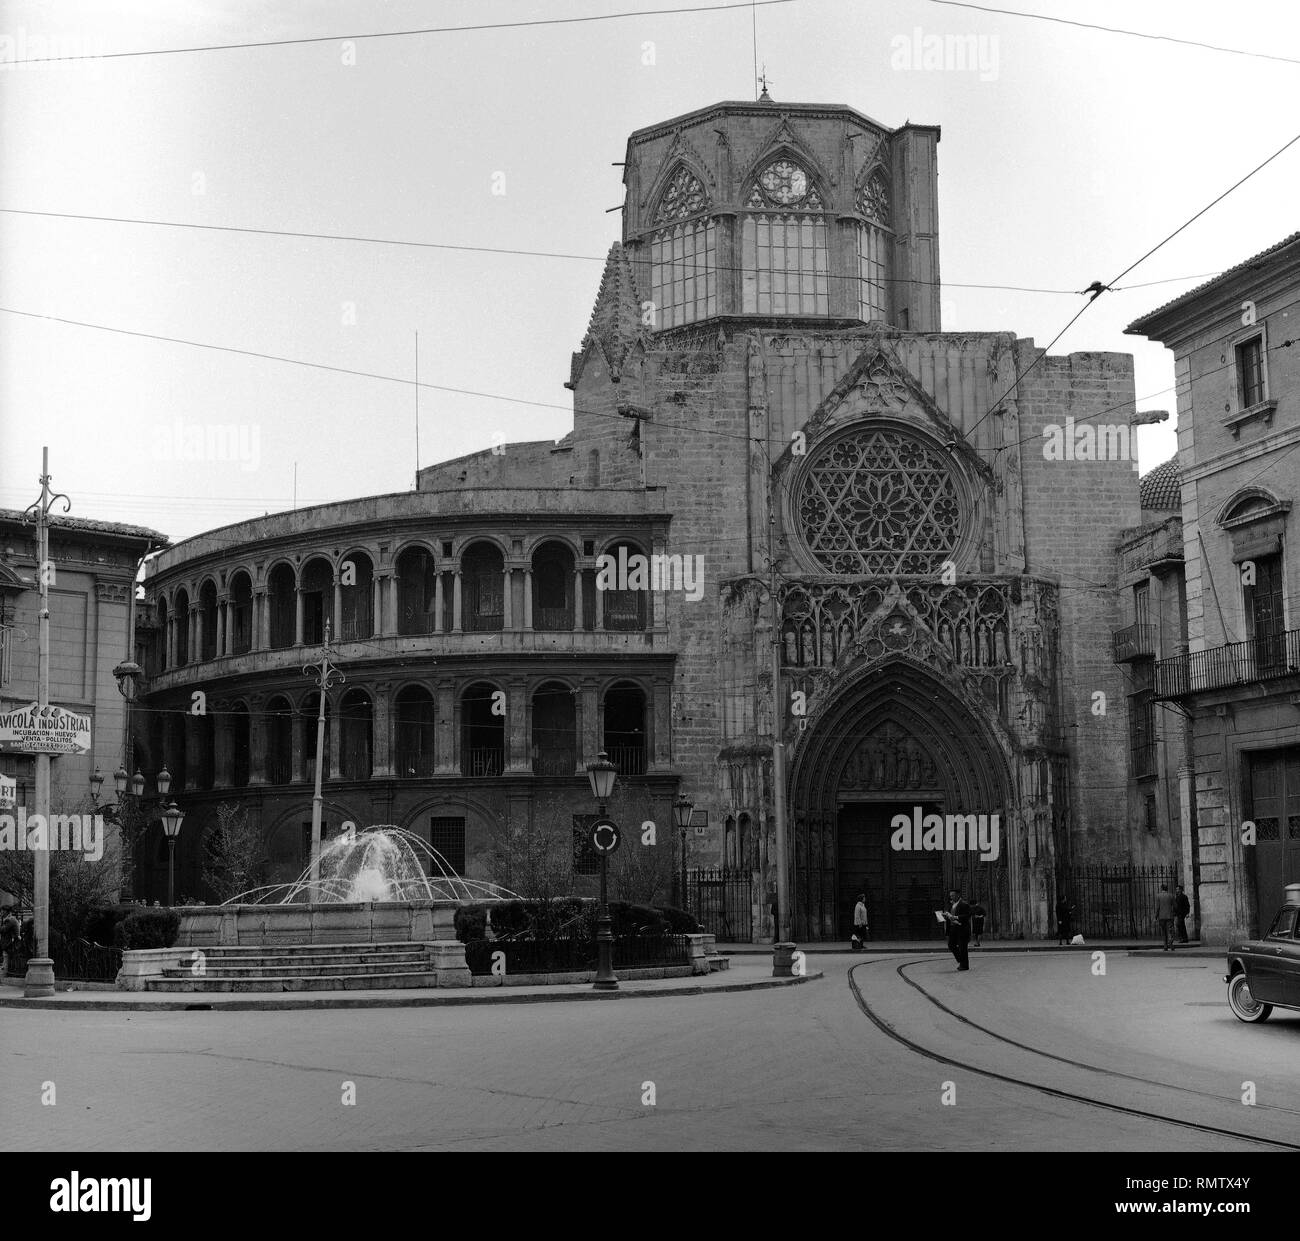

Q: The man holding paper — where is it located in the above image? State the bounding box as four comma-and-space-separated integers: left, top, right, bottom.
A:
940, 889, 971, 971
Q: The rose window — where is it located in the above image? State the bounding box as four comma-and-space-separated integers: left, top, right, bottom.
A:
796, 427, 964, 575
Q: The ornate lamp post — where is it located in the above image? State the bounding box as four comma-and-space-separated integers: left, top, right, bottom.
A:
673, 793, 694, 914
90, 761, 176, 903
160, 802, 185, 906
585, 751, 619, 991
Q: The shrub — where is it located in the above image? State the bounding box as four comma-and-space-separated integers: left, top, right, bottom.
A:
120, 908, 181, 950
82, 904, 138, 947
454, 904, 489, 943
654, 905, 701, 934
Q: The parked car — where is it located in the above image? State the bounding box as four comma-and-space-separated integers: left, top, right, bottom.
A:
1225, 898, 1300, 1023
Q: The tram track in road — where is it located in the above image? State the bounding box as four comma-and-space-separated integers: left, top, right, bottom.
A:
847, 957, 1300, 1151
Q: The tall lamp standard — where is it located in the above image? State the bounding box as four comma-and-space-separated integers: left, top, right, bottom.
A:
585, 751, 619, 991
673, 793, 694, 914
160, 802, 185, 906
91, 761, 174, 903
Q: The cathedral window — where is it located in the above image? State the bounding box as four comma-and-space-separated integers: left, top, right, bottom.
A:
855, 172, 892, 323
742, 158, 828, 315
796, 425, 964, 575
648, 166, 716, 329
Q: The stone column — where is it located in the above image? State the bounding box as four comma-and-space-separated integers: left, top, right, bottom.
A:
452, 571, 463, 634
573, 568, 584, 632
253, 590, 267, 649
435, 679, 457, 775
371, 683, 393, 778
195, 607, 205, 662
506, 676, 529, 773
165, 616, 175, 668
328, 691, 342, 780
292, 708, 307, 783
651, 678, 672, 771
593, 577, 604, 630
523, 569, 534, 630
247, 694, 267, 785
215, 597, 227, 657
433, 572, 444, 634
503, 566, 514, 630
333, 577, 343, 640
372, 574, 384, 637
184, 715, 202, 789
213, 710, 233, 787
294, 587, 304, 646
580, 678, 600, 765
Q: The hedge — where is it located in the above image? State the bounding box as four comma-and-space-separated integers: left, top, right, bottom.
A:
455, 897, 676, 942
118, 908, 181, 950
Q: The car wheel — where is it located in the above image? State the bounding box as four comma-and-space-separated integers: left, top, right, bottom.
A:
1227, 971, 1272, 1023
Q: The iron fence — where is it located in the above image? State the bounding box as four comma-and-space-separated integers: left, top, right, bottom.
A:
54, 938, 123, 983
687, 868, 754, 942
1056, 864, 1180, 939
463, 932, 689, 976
1155, 628, 1300, 698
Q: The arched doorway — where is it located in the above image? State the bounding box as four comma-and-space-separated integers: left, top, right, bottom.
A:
787, 661, 1013, 942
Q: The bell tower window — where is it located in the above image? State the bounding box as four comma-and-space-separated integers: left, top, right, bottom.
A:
648, 166, 716, 329
855, 172, 892, 324
741, 158, 829, 316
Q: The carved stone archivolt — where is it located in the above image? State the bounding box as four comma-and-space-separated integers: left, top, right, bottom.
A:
837, 720, 939, 792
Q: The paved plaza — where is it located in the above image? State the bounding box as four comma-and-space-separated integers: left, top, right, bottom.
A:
4, 950, 1297, 1151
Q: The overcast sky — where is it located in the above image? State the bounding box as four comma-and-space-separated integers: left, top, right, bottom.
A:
2, 0, 1297, 545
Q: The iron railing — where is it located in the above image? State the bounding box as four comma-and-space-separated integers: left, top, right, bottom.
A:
1155, 629, 1300, 699
265, 756, 292, 784
339, 614, 374, 641
1055, 864, 1180, 939
464, 747, 504, 778
399, 612, 437, 636
687, 868, 754, 942
534, 607, 574, 631
397, 748, 436, 778
54, 938, 124, 983
1112, 623, 1156, 662
533, 749, 576, 776
606, 745, 646, 776
466, 610, 503, 632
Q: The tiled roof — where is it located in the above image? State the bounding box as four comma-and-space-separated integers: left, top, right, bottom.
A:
1126, 232, 1300, 333
0, 508, 168, 544
1139, 455, 1181, 512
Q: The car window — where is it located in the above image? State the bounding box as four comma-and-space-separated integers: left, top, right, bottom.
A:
1265, 908, 1299, 939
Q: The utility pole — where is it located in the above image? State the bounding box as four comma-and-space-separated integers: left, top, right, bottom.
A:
23, 447, 70, 998
303, 618, 344, 896
769, 559, 790, 944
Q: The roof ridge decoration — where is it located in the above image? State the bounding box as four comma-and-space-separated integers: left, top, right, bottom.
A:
578, 242, 648, 383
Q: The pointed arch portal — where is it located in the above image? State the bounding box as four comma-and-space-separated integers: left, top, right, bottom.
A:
787, 661, 1013, 941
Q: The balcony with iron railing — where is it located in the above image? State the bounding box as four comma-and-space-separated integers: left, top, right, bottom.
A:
462, 747, 505, 778
606, 744, 647, 776
1154, 628, 1300, 700
1112, 623, 1157, 663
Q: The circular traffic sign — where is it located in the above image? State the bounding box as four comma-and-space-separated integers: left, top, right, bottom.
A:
590, 818, 621, 854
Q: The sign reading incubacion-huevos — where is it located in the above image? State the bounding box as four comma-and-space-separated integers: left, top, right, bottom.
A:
0, 701, 92, 754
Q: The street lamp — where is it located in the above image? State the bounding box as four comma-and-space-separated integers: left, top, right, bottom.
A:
160, 802, 185, 906
90, 766, 180, 904
585, 751, 619, 991
673, 793, 694, 913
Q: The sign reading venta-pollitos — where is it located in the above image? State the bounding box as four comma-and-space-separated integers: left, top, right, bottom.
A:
0, 701, 92, 754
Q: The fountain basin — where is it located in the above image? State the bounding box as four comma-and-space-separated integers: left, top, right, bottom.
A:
177, 900, 461, 948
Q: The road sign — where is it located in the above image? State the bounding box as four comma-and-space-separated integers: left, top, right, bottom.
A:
590, 818, 621, 854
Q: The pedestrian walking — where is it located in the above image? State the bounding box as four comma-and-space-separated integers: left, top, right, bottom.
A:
1155, 884, 1176, 951
969, 898, 986, 947
1174, 885, 1191, 944
943, 889, 971, 971
850, 893, 869, 951
1056, 895, 1075, 946
0, 905, 18, 977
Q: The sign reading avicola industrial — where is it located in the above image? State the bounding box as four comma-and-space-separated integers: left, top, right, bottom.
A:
0, 701, 92, 754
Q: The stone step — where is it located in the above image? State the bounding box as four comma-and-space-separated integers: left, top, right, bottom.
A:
143, 971, 441, 993
179, 949, 429, 967
159, 960, 433, 979
177, 941, 425, 957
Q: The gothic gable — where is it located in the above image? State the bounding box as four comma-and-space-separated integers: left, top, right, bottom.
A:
570, 242, 647, 387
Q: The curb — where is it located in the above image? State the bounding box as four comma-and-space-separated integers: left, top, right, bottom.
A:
718, 942, 1209, 955
0, 969, 823, 1012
